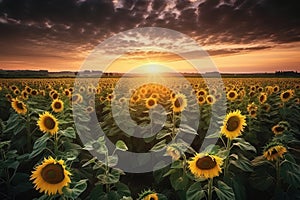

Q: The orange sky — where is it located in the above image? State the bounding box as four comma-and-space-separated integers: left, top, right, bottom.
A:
1, 42, 299, 73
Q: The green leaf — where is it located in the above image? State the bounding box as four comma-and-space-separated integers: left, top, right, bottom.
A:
203, 144, 221, 154
107, 155, 118, 167
232, 177, 246, 200
186, 181, 205, 200
63, 179, 87, 199
215, 181, 235, 200
249, 167, 275, 191
179, 124, 198, 135
116, 140, 128, 151
29, 134, 50, 158
89, 184, 104, 200
170, 169, 190, 191
115, 182, 131, 197
11, 173, 32, 194
61, 127, 76, 139
229, 154, 253, 172
280, 159, 300, 188
156, 130, 171, 140
205, 131, 221, 139
232, 138, 256, 153
150, 139, 166, 152
97, 169, 120, 184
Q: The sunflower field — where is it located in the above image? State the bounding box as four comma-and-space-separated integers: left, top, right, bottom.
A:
0, 77, 299, 200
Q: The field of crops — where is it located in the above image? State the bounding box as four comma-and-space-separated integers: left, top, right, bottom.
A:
0, 77, 299, 200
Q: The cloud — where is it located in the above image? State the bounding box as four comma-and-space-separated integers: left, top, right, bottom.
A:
0, 0, 299, 70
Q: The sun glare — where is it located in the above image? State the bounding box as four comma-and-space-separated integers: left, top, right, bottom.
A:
142, 63, 169, 74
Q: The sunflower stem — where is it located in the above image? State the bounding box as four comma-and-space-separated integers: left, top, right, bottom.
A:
275, 159, 281, 189
26, 113, 31, 152
54, 133, 59, 155
224, 139, 232, 178
172, 111, 176, 139
208, 178, 213, 200
104, 151, 110, 193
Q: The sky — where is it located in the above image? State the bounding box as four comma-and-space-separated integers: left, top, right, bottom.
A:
0, 0, 299, 73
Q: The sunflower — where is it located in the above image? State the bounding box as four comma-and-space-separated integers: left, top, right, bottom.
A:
197, 95, 206, 105
257, 87, 263, 92
273, 85, 279, 93
10, 85, 17, 91
25, 86, 32, 93
138, 190, 159, 200
130, 94, 140, 104
165, 146, 181, 161
247, 102, 258, 112
151, 93, 159, 99
11, 98, 27, 115
249, 109, 257, 118
143, 193, 158, 200
31, 89, 38, 96
6, 94, 13, 102
51, 99, 64, 113
261, 103, 271, 112
72, 93, 83, 104
30, 156, 71, 196
64, 89, 71, 97
258, 92, 267, 104
188, 153, 223, 179
170, 92, 176, 100
37, 112, 59, 135
197, 89, 207, 96
106, 93, 115, 101
206, 95, 216, 105
171, 93, 187, 113
280, 89, 294, 102
51, 92, 59, 100
21, 90, 29, 100
226, 90, 238, 101
271, 124, 286, 135
13, 89, 20, 95
263, 144, 287, 161
145, 98, 157, 109
86, 106, 94, 113
265, 86, 274, 95
221, 110, 247, 140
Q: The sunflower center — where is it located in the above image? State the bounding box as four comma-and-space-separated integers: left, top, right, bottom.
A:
199, 91, 205, 96
148, 99, 155, 107
226, 116, 240, 131
270, 148, 278, 155
229, 92, 235, 98
282, 92, 290, 99
132, 95, 138, 101
16, 102, 24, 109
41, 163, 65, 184
44, 116, 56, 130
174, 97, 183, 108
54, 102, 62, 109
196, 156, 217, 170
207, 96, 213, 102
275, 126, 285, 132
198, 96, 204, 102
52, 93, 58, 99
260, 95, 265, 102
73, 95, 78, 101
150, 198, 155, 200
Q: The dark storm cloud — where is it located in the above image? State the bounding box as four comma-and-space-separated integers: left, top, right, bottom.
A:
0, 0, 299, 58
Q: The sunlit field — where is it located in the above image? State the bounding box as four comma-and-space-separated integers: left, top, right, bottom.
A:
0, 77, 299, 200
